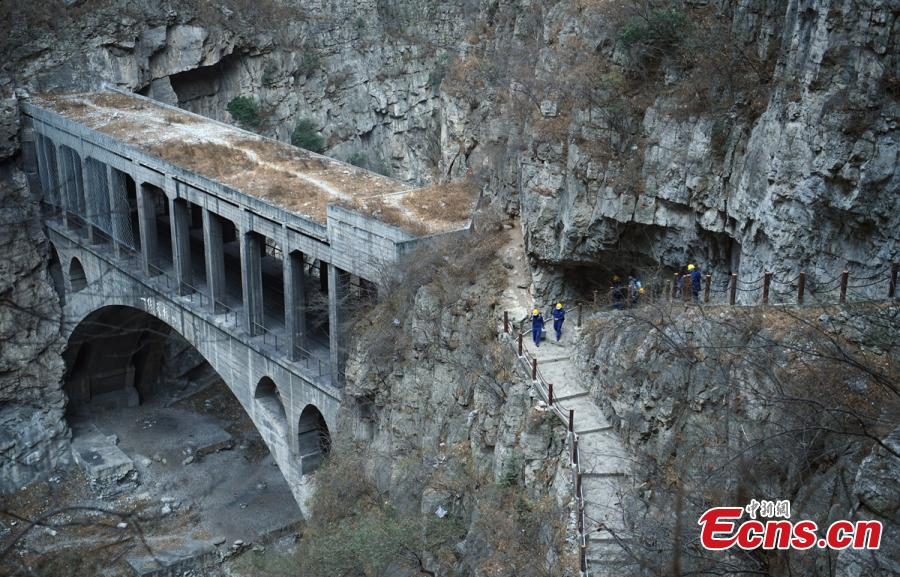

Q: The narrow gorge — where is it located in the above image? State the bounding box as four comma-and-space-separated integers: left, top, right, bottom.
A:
0, 1, 897, 576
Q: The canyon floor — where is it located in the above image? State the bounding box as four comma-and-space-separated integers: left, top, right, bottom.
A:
0, 377, 303, 576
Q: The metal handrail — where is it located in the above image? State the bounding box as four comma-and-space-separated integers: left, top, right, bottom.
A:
500, 322, 591, 575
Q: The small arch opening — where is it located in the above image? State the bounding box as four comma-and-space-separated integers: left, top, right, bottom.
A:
69, 258, 87, 292
254, 376, 287, 423
297, 404, 330, 474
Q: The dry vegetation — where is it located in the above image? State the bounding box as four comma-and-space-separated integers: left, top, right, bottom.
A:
580, 301, 899, 576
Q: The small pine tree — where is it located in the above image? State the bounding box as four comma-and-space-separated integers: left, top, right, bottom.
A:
292, 119, 325, 153
226, 96, 261, 129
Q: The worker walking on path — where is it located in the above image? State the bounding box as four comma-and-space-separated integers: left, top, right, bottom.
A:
689, 264, 702, 303
531, 309, 545, 347
552, 303, 565, 342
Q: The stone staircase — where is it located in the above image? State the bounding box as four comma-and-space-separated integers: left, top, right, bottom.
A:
522, 332, 633, 574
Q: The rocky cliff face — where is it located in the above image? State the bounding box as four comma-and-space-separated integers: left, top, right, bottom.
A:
335, 229, 575, 574
573, 303, 899, 576
0, 89, 68, 492
2, 0, 476, 183
438, 0, 899, 300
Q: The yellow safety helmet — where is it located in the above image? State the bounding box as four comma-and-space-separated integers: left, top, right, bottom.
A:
639, 287, 646, 294
687, 264, 696, 271
556, 303, 563, 309
612, 275, 621, 282
533, 309, 540, 316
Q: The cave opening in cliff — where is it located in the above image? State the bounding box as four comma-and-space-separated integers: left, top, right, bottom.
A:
57, 305, 303, 562
168, 52, 245, 109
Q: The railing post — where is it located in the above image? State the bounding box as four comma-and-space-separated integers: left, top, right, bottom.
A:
503, 310, 509, 334
729, 273, 737, 305
569, 409, 574, 432
580, 545, 587, 572
762, 271, 772, 304
531, 358, 537, 381
592, 289, 598, 305
840, 270, 849, 304
517, 333, 523, 356
683, 274, 691, 303
891, 263, 898, 299
626, 284, 633, 309
548, 383, 554, 406
704, 274, 711, 303
572, 435, 579, 465
577, 303, 583, 328
798, 272, 806, 305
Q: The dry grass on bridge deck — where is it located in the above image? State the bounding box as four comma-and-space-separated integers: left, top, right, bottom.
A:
36, 91, 478, 236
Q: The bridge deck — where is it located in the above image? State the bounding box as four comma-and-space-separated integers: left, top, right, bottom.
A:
35, 90, 477, 236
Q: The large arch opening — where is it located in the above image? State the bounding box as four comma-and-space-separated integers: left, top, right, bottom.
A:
60, 305, 303, 564
68, 257, 87, 292
297, 404, 330, 474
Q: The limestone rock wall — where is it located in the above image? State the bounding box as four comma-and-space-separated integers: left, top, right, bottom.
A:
572, 304, 900, 576
438, 0, 899, 300
3, 1, 477, 183
338, 253, 574, 573
0, 89, 68, 491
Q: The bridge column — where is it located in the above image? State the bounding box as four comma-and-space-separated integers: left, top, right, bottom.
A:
169, 198, 193, 295
203, 209, 227, 313
241, 229, 265, 336
136, 183, 159, 276
80, 157, 98, 244
107, 166, 130, 259
284, 250, 308, 361
328, 263, 350, 387
54, 144, 71, 230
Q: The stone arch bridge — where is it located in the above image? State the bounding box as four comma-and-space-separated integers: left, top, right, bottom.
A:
20, 89, 475, 505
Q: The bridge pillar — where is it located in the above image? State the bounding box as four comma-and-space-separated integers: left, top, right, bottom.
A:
203, 209, 227, 313
241, 229, 265, 336
136, 183, 159, 276
328, 263, 350, 387
284, 250, 308, 361
169, 198, 193, 295
54, 144, 71, 230
80, 157, 98, 244
107, 166, 131, 259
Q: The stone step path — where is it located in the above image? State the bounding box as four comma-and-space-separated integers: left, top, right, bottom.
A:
522, 331, 632, 574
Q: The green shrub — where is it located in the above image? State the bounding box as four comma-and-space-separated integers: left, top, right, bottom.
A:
348, 151, 368, 167
619, 7, 691, 72
292, 118, 325, 152
297, 49, 320, 77
428, 54, 451, 88
226, 96, 261, 129
261, 62, 277, 87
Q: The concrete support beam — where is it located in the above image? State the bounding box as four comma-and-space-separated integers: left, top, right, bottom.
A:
284, 250, 308, 361
241, 230, 265, 336
203, 209, 227, 314
81, 157, 98, 244
55, 144, 70, 229
107, 166, 130, 258
136, 183, 159, 276
328, 263, 349, 387
169, 198, 193, 295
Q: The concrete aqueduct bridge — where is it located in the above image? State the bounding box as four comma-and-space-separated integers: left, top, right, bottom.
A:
20, 89, 477, 505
